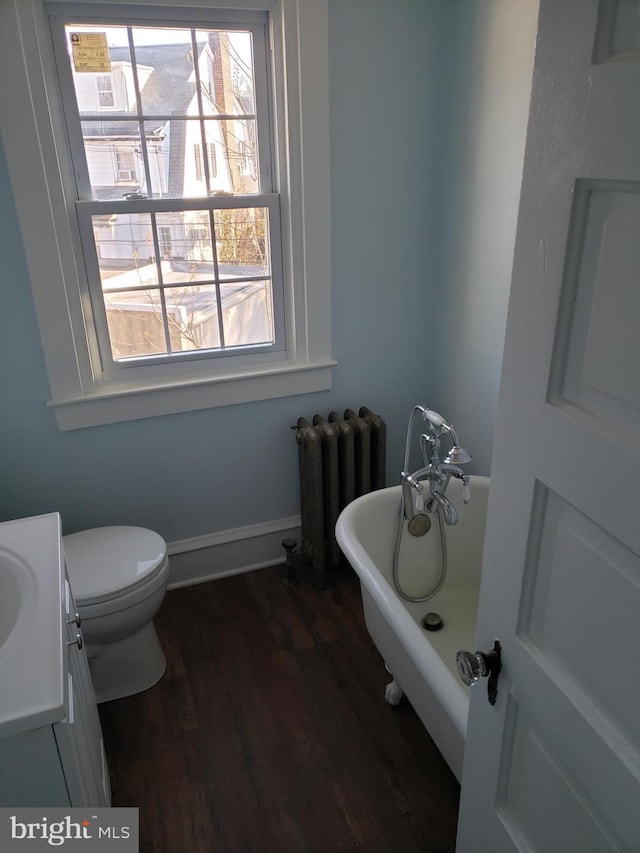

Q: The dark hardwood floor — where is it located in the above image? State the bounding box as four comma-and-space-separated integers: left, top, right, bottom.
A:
99, 563, 460, 852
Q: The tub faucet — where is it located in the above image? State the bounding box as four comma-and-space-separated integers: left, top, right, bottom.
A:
401, 408, 472, 525
402, 466, 467, 525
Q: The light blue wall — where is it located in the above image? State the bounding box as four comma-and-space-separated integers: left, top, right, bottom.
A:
432, 0, 539, 475
0, 0, 447, 540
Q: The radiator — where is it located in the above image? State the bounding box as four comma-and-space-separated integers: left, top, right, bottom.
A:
293, 407, 386, 587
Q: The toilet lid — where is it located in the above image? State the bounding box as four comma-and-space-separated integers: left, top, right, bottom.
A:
63, 526, 167, 605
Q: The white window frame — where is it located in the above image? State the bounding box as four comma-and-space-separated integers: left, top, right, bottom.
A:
194, 142, 217, 181
0, 0, 333, 430
96, 73, 115, 108
114, 145, 136, 182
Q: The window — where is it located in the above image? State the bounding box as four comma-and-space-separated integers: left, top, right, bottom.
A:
0, 0, 332, 429
157, 226, 173, 257
52, 12, 281, 367
114, 146, 136, 182
194, 142, 217, 181
96, 74, 114, 107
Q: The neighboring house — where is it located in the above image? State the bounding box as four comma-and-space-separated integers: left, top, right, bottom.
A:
72, 33, 268, 359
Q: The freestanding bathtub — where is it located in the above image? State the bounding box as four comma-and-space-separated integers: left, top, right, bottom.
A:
335, 476, 489, 782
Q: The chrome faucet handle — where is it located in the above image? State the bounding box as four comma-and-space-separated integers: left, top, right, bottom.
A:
404, 467, 433, 486
439, 466, 471, 504
402, 471, 424, 492
401, 471, 428, 518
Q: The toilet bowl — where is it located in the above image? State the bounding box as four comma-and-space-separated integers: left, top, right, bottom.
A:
63, 526, 170, 704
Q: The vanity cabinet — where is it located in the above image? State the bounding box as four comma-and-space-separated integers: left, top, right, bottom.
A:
0, 513, 110, 807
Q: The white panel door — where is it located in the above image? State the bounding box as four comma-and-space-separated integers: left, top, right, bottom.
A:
456, 1, 640, 850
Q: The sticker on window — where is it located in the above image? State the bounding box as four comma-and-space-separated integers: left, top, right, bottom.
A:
71, 32, 112, 73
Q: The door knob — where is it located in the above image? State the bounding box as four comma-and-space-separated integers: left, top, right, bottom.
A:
456, 640, 502, 705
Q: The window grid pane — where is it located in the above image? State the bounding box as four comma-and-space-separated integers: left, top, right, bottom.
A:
91, 205, 273, 360
66, 24, 260, 201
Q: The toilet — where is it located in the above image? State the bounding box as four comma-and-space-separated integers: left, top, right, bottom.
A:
63, 526, 170, 704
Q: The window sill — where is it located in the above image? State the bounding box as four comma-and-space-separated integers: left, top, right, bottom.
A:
49, 360, 336, 430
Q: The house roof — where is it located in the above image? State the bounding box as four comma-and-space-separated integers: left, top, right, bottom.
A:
81, 42, 204, 126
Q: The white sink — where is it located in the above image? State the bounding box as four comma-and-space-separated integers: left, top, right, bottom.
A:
0, 514, 66, 737
0, 548, 35, 652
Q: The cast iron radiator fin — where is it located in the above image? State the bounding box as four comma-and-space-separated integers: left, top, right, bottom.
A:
293, 406, 386, 587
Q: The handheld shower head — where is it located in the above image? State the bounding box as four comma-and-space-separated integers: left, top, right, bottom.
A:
421, 409, 472, 464
422, 409, 449, 432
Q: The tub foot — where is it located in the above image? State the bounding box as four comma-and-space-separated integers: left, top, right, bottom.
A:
384, 664, 404, 706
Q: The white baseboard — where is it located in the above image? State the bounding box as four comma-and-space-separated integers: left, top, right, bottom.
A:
166, 516, 302, 589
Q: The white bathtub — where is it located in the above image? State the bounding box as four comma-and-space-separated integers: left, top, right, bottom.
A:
336, 476, 489, 782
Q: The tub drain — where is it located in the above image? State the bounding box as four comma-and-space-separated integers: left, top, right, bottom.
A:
422, 612, 444, 631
